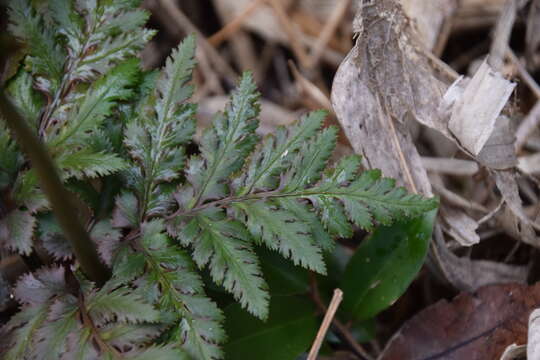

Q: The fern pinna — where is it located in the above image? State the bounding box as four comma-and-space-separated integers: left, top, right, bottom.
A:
0, 0, 438, 359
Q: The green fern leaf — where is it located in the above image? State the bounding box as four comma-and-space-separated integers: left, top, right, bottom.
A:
6, 70, 44, 128
2, 305, 49, 360
56, 149, 127, 180
49, 60, 139, 146
235, 200, 326, 274
179, 210, 270, 319
87, 286, 160, 324
187, 72, 260, 207
7, 0, 65, 93
235, 110, 326, 195
283, 126, 337, 191
72, 2, 154, 81
125, 37, 197, 217
49, 0, 83, 56
130, 219, 226, 360
130, 345, 189, 360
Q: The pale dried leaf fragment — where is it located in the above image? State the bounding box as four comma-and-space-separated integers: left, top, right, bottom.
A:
441, 206, 480, 247
528, 309, 540, 360
422, 157, 479, 176
494, 171, 538, 247
477, 115, 517, 170
448, 60, 516, 155
500, 344, 526, 360
518, 153, 540, 174
401, 0, 457, 51
430, 226, 528, 291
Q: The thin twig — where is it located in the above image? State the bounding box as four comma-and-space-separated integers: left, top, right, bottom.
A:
0, 93, 110, 286
157, 0, 238, 84
308, 289, 344, 360
208, 0, 265, 46
266, 0, 311, 68
306, 0, 351, 70
516, 102, 540, 152
506, 48, 540, 99
489, 0, 517, 72
310, 278, 374, 360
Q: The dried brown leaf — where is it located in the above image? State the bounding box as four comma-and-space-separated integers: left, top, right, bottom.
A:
331, 0, 444, 195
380, 283, 540, 360
493, 171, 539, 247
430, 226, 528, 291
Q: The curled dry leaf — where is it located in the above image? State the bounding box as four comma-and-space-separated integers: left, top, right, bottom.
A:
447, 61, 515, 155
331, 0, 445, 195
440, 206, 479, 247
331, 0, 530, 291
430, 226, 528, 291
477, 115, 517, 170
379, 282, 540, 360
493, 171, 539, 248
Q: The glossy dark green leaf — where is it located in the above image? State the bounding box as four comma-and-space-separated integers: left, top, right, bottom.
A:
224, 296, 318, 360
341, 209, 437, 320
258, 248, 309, 296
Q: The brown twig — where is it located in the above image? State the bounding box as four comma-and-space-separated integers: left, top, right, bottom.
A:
266, 0, 311, 68
308, 289, 344, 360
0, 93, 110, 286
489, 0, 517, 72
310, 277, 374, 360
306, 0, 351, 70
208, 0, 265, 46
156, 0, 238, 84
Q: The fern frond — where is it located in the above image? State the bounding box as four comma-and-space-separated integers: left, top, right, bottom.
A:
8, 0, 65, 93
187, 72, 260, 207
2, 266, 173, 360
49, 60, 139, 146
125, 36, 197, 218
132, 219, 226, 360
234, 110, 326, 195
178, 209, 270, 318
169, 107, 437, 320
235, 200, 326, 274
70, 1, 154, 82
6, 71, 44, 128
56, 149, 127, 180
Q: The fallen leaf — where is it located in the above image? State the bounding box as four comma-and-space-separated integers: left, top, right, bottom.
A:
440, 206, 479, 247
493, 171, 539, 248
430, 225, 528, 292
331, 0, 443, 195
379, 282, 540, 360
477, 115, 517, 170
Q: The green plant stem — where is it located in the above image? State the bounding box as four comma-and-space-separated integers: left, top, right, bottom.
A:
0, 91, 110, 286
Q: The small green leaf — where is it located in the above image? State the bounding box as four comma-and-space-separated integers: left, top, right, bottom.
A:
341, 209, 437, 320
224, 296, 319, 360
